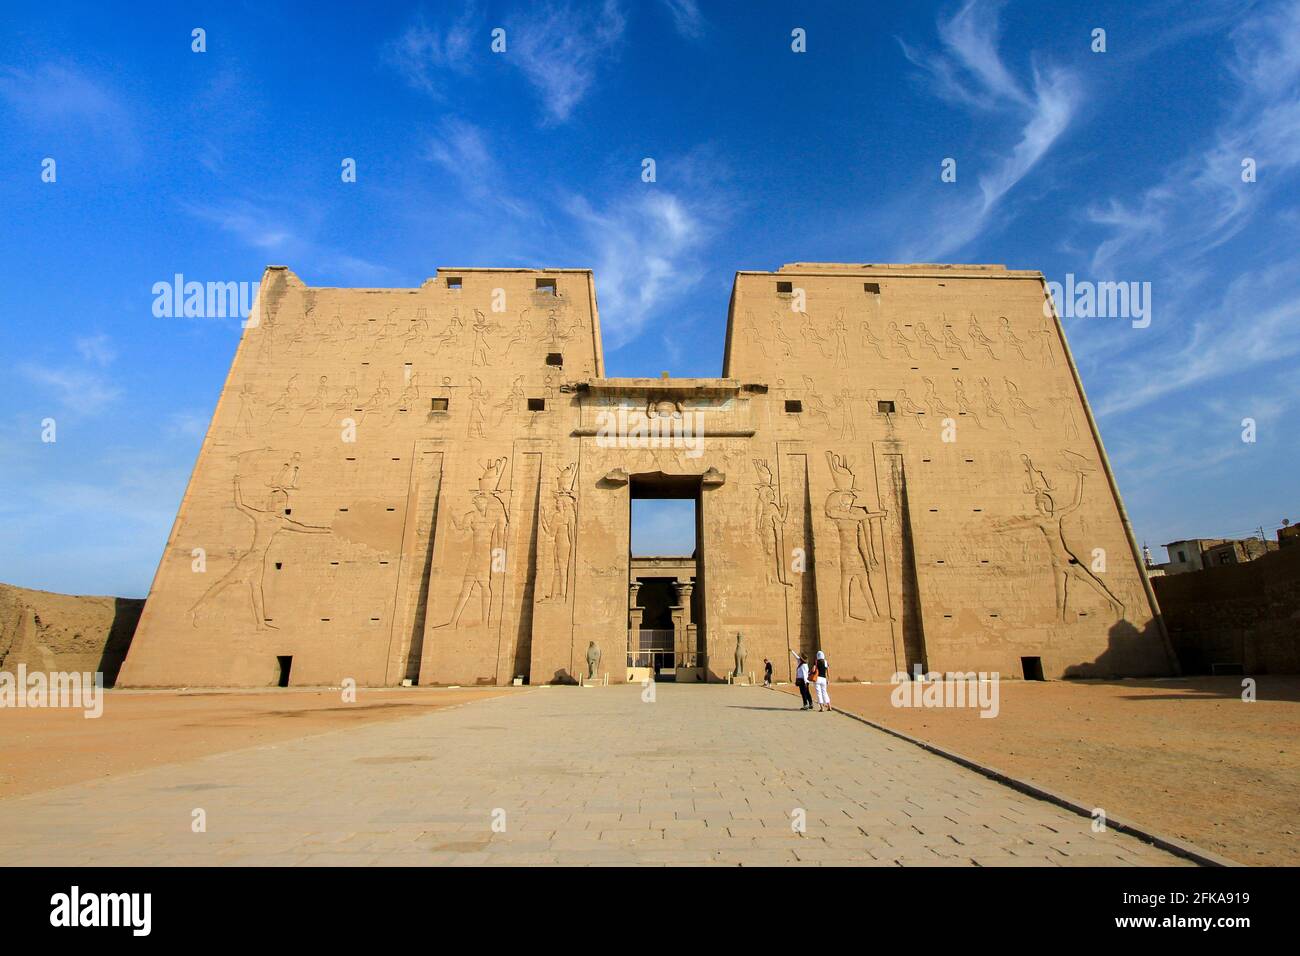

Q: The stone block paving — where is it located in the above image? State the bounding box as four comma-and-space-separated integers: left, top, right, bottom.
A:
0, 685, 1191, 866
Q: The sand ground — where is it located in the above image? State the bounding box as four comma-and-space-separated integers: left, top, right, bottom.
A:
778, 676, 1299, 865
0, 687, 512, 799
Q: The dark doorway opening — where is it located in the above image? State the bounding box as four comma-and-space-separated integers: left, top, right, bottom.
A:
277, 656, 293, 687
1020, 656, 1045, 681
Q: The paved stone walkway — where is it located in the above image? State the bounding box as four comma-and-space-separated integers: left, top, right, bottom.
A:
0, 684, 1189, 866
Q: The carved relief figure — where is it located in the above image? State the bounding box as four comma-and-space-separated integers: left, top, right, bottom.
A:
954, 378, 984, 428
833, 390, 857, 441
830, 311, 851, 368
941, 320, 970, 358
432, 310, 465, 355
978, 376, 1012, 428
493, 376, 525, 427
801, 376, 834, 431
769, 314, 793, 358
895, 388, 926, 429
435, 458, 510, 629
999, 316, 1029, 360
993, 458, 1124, 622
190, 471, 330, 629
541, 462, 578, 601
914, 321, 945, 360
860, 320, 887, 359
752, 459, 792, 586
968, 315, 997, 360
467, 376, 488, 439
824, 452, 889, 623
470, 310, 495, 367
800, 312, 831, 358
503, 309, 532, 356
922, 377, 951, 419
400, 307, 429, 352
235, 384, 258, 437
1003, 377, 1038, 429
887, 322, 915, 359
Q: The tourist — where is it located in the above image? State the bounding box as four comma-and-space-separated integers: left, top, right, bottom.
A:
813, 650, 831, 712
763, 658, 773, 687
791, 650, 812, 710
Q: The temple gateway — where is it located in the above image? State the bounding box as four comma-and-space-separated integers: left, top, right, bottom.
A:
118, 263, 1178, 688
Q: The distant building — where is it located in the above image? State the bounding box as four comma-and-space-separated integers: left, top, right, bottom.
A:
1202, 538, 1278, 568
1158, 537, 1277, 575
1161, 539, 1227, 575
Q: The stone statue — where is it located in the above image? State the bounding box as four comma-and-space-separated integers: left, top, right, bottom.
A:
585, 641, 601, 679
734, 632, 746, 678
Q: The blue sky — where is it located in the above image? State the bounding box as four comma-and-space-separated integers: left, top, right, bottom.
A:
1, 0, 1297, 596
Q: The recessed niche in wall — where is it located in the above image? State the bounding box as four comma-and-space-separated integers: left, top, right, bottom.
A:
785, 399, 803, 413
431, 397, 449, 412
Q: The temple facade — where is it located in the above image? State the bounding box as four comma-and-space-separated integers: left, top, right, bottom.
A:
118, 263, 1178, 687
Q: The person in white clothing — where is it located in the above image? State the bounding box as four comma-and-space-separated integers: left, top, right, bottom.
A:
813, 650, 831, 711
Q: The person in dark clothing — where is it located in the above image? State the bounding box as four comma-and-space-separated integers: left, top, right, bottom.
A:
763, 658, 773, 687
790, 651, 813, 710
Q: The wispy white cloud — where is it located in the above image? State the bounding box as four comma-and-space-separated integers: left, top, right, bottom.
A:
658, 0, 705, 40
896, 0, 1081, 259
0, 60, 139, 160
180, 198, 396, 285
75, 334, 116, 368
385, 4, 479, 97
567, 188, 708, 349
1091, 260, 1300, 417
506, 1, 626, 123
1087, 0, 1300, 272
21, 364, 122, 415
426, 119, 534, 218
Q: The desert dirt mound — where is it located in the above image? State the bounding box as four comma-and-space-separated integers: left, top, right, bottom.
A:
0, 582, 142, 685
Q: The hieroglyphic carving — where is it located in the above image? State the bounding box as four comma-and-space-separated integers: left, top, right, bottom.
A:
833, 390, 857, 441
993, 455, 1124, 622
752, 459, 792, 587
824, 452, 889, 623
769, 314, 793, 358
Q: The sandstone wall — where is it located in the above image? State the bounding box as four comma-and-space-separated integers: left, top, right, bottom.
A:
0, 583, 142, 685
